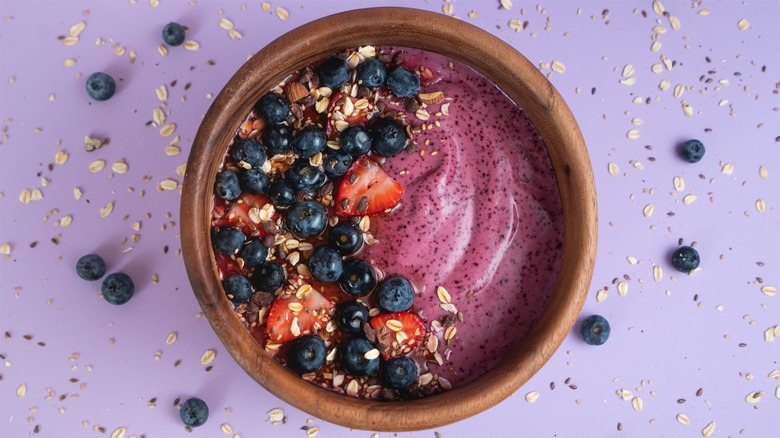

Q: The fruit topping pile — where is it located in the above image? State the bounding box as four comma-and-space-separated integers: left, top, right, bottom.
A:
210, 46, 450, 399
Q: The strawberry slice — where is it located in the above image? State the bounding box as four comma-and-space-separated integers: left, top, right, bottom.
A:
369, 311, 424, 360
216, 193, 276, 237
335, 156, 404, 217
265, 286, 335, 344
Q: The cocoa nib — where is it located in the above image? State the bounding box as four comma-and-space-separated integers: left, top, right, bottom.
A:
363, 322, 377, 343
251, 291, 274, 307
405, 99, 420, 113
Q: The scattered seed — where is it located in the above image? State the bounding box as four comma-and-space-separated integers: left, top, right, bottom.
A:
500, 0, 513, 10
551, 60, 566, 74
69, 21, 86, 37
617, 281, 628, 296
756, 199, 766, 213
220, 423, 233, 434
183, 40, 200, 51
60, 215, 73, 228
683, 194, 697, 205
200, 349, 216, 365
652, 0, 664, 16
627, 129, 640, 140
111, 427, 126, 438
74, 187, 83, 200
0, 243, 10, 255
525, 391, 539, 403
622, 64, 635, 78
596, 288, 608, 302
166, 332, 177, 345
676, 413, 690, 425
745, 391, 763, 403
761, 286, 776, 296
737, 18, 749, 31
275, 6, 289, 20
759, 165, 768, 180
721, 163, 734, 175
16, 383, 26, 398
157, 44, 168, 57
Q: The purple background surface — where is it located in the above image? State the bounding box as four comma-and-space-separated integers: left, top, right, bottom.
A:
1, 1, 778, 437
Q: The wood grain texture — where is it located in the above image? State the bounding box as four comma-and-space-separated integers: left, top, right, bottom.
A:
181, 7, 597, 431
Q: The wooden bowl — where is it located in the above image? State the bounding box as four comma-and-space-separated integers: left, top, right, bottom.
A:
181, 7, 596, 431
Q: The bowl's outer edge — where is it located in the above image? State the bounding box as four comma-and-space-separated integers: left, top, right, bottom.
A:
181, 6, 597, 431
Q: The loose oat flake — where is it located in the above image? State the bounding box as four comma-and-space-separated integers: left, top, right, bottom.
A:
525, 391, 539, 402
702, 421, 716, 436
677, 413, 690, 425
275, 6, 289, 20
267, 408, 284, 423
737, 18, 750, 31
111, 427, 126, 438
200, 349, 216, 364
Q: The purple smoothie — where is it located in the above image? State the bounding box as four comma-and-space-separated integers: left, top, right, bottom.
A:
363, 48, 564, 387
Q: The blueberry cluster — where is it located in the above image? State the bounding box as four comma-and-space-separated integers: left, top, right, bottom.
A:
75, 254, 134, 305
211, 50, 429, 393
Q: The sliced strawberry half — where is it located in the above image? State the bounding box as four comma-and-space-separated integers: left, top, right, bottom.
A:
369, 311, 424, 360
265, 286, 335, 344
215, 193, 276, 237
335, 156, 404, 217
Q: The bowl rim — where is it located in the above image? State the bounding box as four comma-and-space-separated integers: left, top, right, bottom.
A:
181, 6, 597, 431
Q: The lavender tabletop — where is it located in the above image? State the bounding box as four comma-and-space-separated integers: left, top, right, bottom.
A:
1, 1, 778, 437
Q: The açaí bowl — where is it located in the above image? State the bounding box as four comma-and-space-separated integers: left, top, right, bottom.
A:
181, 7, 597, 431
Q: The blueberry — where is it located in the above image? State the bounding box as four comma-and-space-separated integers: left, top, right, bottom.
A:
215, 170, 242, 201
370, 118, 408, 157
240, 168, 270, 195
212, 227, 246, 255
579, 314, 610, 346
340, 259, 377, 296
286, 335, 327, 374
386, 66, 420, 98
335, 300, 369, 335
680, 139, 705, 163
286, 200, 328, 239
377, 276, 415, 312
286, 160, 326, 193
308, 246, 344, 284
261, 124, 292, 155
76, 254, 106, 281
162, 22, 185, 46
340, 337, 379, 377
322, 151, 353, 179
240, 240, 268, 268
179, 397, 208, 428
255, 92, 290, 125
356, 58, 387, 88
251, 262, 285, 292
316, 57, 351, 89
85, 72, 116, 101
101, 272, 134, 305
380, 356, 418, 389
671, 245, 700, 273
291, 126, 327, 158
231, 138, 266, 169
339, 125, 372, 157
268, 180, 296, 209
223, 274, 253, 304
328, 222, 363, 256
